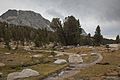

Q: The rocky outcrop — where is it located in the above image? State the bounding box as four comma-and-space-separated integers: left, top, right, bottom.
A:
7, 69, 39, 80
68, 54, 83, 64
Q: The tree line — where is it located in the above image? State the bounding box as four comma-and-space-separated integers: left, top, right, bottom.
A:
50, 16, 103, 46
0, 21, 54, 49
50, 16, 119, 46
0, 15, 119, 50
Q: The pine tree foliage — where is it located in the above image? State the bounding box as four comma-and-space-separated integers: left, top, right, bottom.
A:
115, 35, 120, 44
94, 25, 103, 46
50, 18, 66, 45
63, 16, 81, 45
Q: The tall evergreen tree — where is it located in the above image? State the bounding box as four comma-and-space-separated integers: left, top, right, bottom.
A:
63, 16, 81, 45
94, 25, 103, 46
115, 35, 120, 44
88, 33, 91, 38
3, 24, 11, 50
50, 18, 66, 45
87, 33, 93, 46
34, 29, 43, 47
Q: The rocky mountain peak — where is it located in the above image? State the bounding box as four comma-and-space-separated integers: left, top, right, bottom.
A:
0, 9, 51, 30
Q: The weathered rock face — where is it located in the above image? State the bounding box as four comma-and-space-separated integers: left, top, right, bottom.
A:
7, 69, 39, 80
68, 54, 83, 64
0, 9, 52, 31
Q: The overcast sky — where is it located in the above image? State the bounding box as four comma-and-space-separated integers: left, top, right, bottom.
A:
0, 0, 120, 39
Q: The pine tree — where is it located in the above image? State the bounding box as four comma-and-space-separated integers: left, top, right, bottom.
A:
115, 35, 120, 44
3, 24, 11, 50
94, 25, 103, 46
34, 34, 42, 47
63, 16, 81, 45
50, 18, 66, 45
88, 33, 91, 38
87, 33, 93, 46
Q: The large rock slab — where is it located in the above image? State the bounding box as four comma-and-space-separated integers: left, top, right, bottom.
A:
7, 69, 39, 80
68, 54, 83, 64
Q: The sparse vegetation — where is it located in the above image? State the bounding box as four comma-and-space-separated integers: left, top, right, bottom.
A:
0, 47, 68, 80
64, 48, 120, 80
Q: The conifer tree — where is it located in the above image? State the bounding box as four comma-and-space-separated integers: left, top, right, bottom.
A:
34, 34, 42, 47
94, 25, 103, 46
50, 18, 66, 45
115, 35, 120, 44
87, 33, 92, 46
63, 16, 81, 45
4, 24, 11, 50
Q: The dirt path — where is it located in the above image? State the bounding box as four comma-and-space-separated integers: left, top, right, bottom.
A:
30, 47, 102, 80
44, 53, 103, 80
29, 49, 103, 80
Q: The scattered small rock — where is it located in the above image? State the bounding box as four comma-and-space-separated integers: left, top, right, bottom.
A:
55, 53, 64, 57
5, 53, 11, 55
89, 46, 93, 48
32, 54, 42, 58
91, 53, 97, 55
0, 72, 3, 77
81, 54, 87, 56
24, 46, 31, 50
48, 55, 53, 58
54, 59, 67, 64
12, 47, 16, 50
58, 71, 64, 76
0, 63, 5, 67
28, 52, 31, 54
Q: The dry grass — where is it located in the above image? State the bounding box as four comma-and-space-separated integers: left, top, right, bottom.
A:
64, 49, 120, 80
65, 47, 93, 54
0, 48, 68, 80
20, 64, 68, 80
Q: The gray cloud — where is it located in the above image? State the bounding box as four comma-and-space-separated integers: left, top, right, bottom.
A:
45, 9, 64, 19
58, 0, 120, 22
